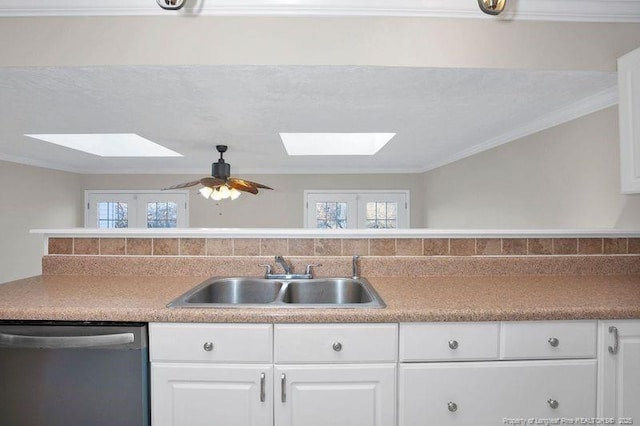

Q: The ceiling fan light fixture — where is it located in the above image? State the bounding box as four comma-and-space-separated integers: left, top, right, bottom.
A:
229, 188, 242, 200
219, 185, 231, 199
211, 189, 223, 201
201, 184, 241, 201
199, 186, 214, 199
478, 0, 507, 15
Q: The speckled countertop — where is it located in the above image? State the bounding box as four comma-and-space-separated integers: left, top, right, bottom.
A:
0, 274, 638, 323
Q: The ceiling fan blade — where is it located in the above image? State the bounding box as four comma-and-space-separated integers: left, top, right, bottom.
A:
162, 179, 201, 190
228, 177, 273, 190
226, 179, 258, 194
200, 177, 226, 188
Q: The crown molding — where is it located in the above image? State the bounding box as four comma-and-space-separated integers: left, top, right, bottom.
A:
0, 152, 83, 174
420, 85, 619, 173
2, 0, 640, 22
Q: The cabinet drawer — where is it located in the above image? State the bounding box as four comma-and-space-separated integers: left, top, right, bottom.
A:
400, 322, 499, 362
500, 320, 596, 360
150, 323, 272, 363
274, 324, 397, 363
399, 360, 596, 426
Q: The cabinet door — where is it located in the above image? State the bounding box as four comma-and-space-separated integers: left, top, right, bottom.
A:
275, 364, 396, 426
598, 320, 640, 422
152, 363, 272, 426
619, 45, 640, 193
400, 360, 596, 426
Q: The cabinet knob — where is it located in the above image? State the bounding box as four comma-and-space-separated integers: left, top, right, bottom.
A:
203, 341, 214, 352
548, 337, 559, 347
447, 401, 458, 412
547, 399, 559, 409
332, 342, 343, 352
448, 340, 459, 350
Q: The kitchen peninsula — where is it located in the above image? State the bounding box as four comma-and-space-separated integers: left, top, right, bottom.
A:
1, 228, 638, 426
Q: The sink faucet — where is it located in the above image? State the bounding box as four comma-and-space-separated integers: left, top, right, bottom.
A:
275, 255, 293, 274
260, 256, 321, 279
352, 255, 360, 279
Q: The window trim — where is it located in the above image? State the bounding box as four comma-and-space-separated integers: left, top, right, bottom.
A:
303, 190, 410, 229
84, 190, 190, 228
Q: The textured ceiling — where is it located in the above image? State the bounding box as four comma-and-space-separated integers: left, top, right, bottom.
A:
0, 65, 617, 174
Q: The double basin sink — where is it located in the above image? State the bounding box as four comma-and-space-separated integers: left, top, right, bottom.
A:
168, 277, 385, 309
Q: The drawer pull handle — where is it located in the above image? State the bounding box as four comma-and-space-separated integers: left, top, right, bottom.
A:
448, 340, 459, 350
203, 342, 214, 352
548, 337, 559, 347
260, 372, 266, 402
608, 326, 619, 355
547, 399, 559, 409
332, 342, 343, 352
447, 401, 458, 412
281, 373, 287, 403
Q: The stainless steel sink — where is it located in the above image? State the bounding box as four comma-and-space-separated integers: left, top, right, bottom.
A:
281, 279, 374, 305
168, 277, 385, 309
183, 278, 283, 304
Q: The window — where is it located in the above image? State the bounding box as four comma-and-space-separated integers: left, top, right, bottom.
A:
304, 191, 409, 229
365, 201, 398, 229
97, 201, 129, 228
85, 191, 188, 228
315, 201, 349, 229
146, 201, 179, 228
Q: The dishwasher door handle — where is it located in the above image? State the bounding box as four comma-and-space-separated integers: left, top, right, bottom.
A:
0, 332, 135, 349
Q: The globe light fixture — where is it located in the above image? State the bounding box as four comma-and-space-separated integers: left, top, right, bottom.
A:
478, 0, 507, 15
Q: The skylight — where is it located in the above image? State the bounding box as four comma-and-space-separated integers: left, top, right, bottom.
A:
25, 133, 183, 157
280, 133, 395, 156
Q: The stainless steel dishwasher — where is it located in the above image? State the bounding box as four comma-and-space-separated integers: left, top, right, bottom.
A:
0, 321, 149, 426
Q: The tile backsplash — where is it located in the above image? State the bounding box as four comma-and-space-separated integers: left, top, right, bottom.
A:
48, 237, 640, 257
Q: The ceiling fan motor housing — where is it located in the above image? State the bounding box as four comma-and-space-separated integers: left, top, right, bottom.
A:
212, 160, 230, 180
212, 144, 231, 179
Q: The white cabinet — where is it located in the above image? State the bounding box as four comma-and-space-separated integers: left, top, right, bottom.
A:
150, 323, 273, 426
274, 323, 397, 363
400, 360, 596, 425
149, 319, 640, 426
274, 324, 397, 426
150, 323, 273, 363
399, 321, 598, 426
400, 321, 500, 362
151, 323, 397, 426
619, 45, 640, 193
152, 364, 272, 426
500, 320, 597, 360
597, 320, 640, 422
275, 364, 396, 426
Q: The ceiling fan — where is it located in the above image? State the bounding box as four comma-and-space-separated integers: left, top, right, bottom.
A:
163, 145, 273, 200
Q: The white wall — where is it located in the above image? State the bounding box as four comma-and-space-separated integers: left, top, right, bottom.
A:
80, 173, 426, 228
81, 106, 640, 231
422, 106, 640, 229
0, 161, 82, 283
2, 17, 640, 72
4, 106, 640, 285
